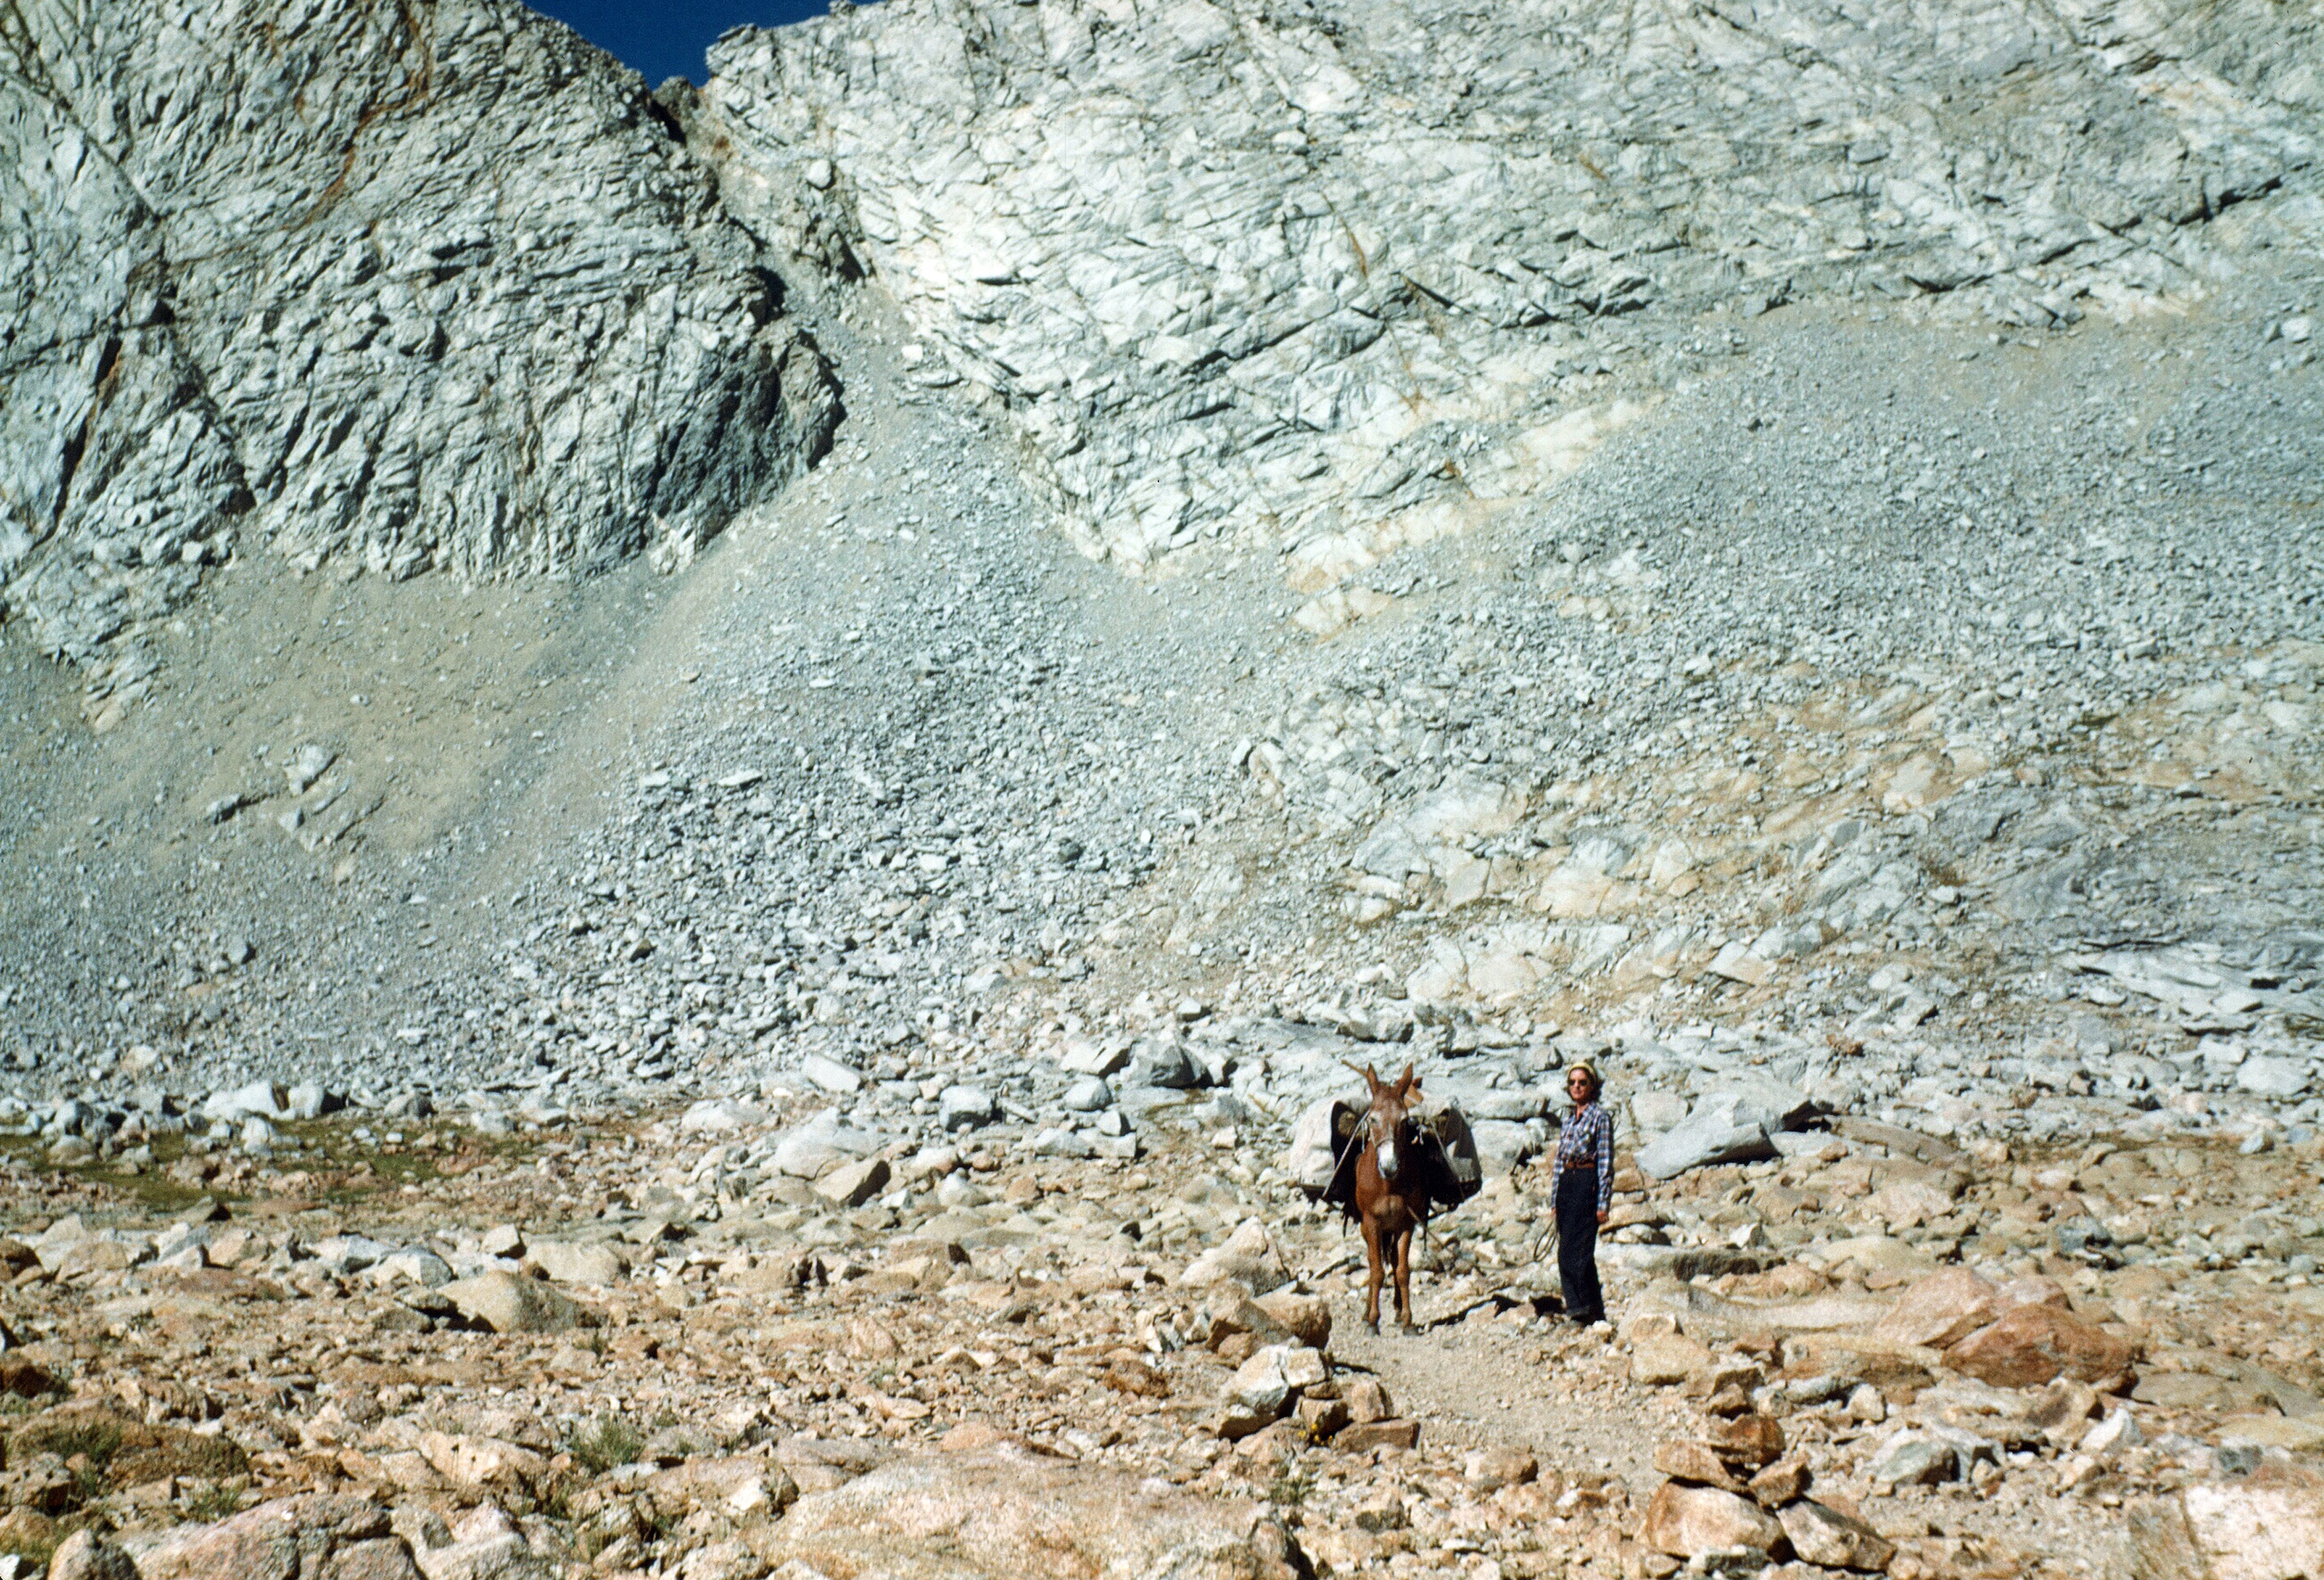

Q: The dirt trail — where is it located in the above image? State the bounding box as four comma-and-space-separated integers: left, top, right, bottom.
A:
1329, 1288, 1679, 1486
1312, 1213, 2142, 1577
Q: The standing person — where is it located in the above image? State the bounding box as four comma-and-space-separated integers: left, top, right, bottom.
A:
1553, 1063, 1613, 1328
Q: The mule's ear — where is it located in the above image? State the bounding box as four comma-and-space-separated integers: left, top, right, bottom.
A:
1396, 1062, 1417, 1096
1343, 1059, 1380, 1093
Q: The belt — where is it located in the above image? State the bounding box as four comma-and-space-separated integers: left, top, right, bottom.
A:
1561, 1160, 1597, 1172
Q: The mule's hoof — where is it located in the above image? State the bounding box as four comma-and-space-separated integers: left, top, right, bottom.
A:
1365, 1319, 1380, 1335
1399, 1321, 1419, 1336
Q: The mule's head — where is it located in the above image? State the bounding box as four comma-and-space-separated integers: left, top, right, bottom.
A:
1352, 1061, 1422, 1182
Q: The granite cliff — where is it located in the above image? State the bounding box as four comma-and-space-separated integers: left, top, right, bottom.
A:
697, 0, 2318, 570
1, 0, 836, 701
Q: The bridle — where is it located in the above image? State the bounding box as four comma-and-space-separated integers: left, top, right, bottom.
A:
1343, 1091, 1429, 1218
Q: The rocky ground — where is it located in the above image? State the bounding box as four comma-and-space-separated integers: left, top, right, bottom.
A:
0, 1076, 2317, 1578
5, 0, 2324, 1575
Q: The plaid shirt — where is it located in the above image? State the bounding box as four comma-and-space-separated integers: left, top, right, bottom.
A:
1555, 1101, 1614, 1212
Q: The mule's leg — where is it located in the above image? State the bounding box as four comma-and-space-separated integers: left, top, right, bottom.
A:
1393, 1221, 1417, 1330
1360, 1215, 1385, 1332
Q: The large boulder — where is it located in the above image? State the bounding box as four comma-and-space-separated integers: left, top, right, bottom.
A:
203, 1081, 288, 1124
680, 1098, 771, 1133
402, 1502, 560, 1580
524, 1240, 629, 1287
1638, 1482, 1785, 1560
2238, 1056, 2311, 1099
800, 1054, 866, 1095
1226, 1344, 1329, 1418
1780, 1332, 1942, 1393
1704, 1414, 1785, 1472
416, 1432, 549, 1496
775, 1110, 888, 1178
1778, 1501, 1896, 1572
816, 1157, 893, 1208
1651, 1440, 1743, 1493
1638, 1094, 1780, 1179
1058, 1036, 1132, 1078
1180, 1219, 1291, 1295
125, 1494, 421, 1580
439, 1272, 584, 1335
1125, 1030, 1201, 1090
48, 1532, 139, 1580
1946, 1302, 2136, 1388
1872, 1268, 1998, 1350
1252, 1289, 1333, 1351
758, 1445, 1308, 1578
938, 1087, 999, 1132
1866, 1178, 1957, 1230
2166, 1459, 2324, 1580
1630, 1331, 1716, 1387
1283, 1096, 1345, 1192
645, 1456, 801, 1523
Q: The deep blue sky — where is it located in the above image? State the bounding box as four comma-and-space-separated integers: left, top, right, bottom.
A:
532, 1, 828, 87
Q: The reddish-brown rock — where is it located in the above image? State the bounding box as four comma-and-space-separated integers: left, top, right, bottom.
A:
1705, 1414, 1786, 1470
1465, 1446, 1539, 1491
1333, 1418, 1421, 1453
1102, 1356, 1170, 1397
1947, 1303, 2136, 1388
1652, 1439, 1743, 1493
1295, 1394, 1351, 1439
0, 1357, 60, 1399
1994, 1275, 2071, 1310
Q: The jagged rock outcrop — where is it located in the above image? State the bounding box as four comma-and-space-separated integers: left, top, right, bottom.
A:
1, 0, 837, 682
699, 0, 2317, 573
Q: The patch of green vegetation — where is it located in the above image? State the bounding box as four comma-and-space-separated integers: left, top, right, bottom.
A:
9, 1416, 128, 1511
79, 1164, 211, 1215
0, 1108, 571, 1220
0, 1129, 219, 1213
44, 1416, 123, 1468
182, 1478, 245, 1522
565, 1413, 643, 1476
0, 1530, 56, 1569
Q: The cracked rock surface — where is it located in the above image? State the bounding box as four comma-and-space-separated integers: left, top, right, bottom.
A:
1, 0, 837, 669
699, 0, 2318, 570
